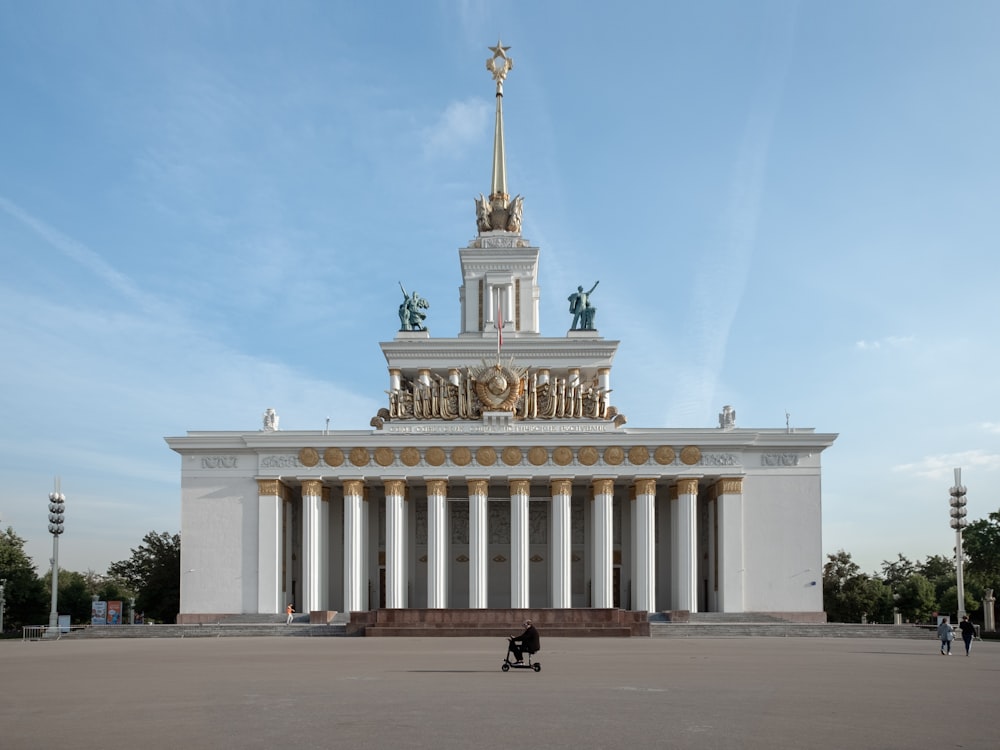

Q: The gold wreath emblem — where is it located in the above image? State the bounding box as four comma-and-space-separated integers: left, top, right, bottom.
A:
299, 447, 319, 467
553, 446, 573, 466
426, 447, 446, 466
349, 447, 370, 467
473, 363, 524, 412
628, 446, 649, 465
680, 446, 702, 466
654, 446, 676, 465
374, 447, 394, 467
323, 447, 344, 467
451, 446, 472, 466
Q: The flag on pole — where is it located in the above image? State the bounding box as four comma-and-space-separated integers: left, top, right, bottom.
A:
496, 302, 503, 354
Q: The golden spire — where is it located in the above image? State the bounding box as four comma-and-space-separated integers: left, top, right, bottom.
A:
485, 39, 513, 203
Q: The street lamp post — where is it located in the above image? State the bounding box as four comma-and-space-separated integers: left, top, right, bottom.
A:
45, 479, 66, 637
949, 467, 968, 621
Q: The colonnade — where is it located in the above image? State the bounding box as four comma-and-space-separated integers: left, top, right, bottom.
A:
256, 476, 745, 616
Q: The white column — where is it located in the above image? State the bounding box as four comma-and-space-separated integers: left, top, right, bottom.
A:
256, 479, 283, 614
675, 478, 699, 612
384, 479, 407, 608
717, 477, 745, 613
510, 479, 530, 608
283, 493, 293, 607
468, 479, 489, 609
632, 479, 656, 613
301, 480, 324, 613
592, 478, 614, 608
427, 479, 448, 608
321, 487, 330, 610
343, 479, 366, 613
550, 479, 572, 608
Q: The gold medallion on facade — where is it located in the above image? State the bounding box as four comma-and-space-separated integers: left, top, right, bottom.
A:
654, 446, 676, 465
323, 447, 344, 467
374, 447, 394, 467
298, 447, 319, 467
476, 446, 497, 466
400, 447, 420, 466
451, 446, 472, 466
578, 446, 598, 466
425, 447, 446, 467
628, 446, 649, 465
349, 447, 370, 467
680, 446, 702, 466
528, 446, 548, 466
502, 446, 523, 466
603, 446, 624, 465
553, 446, 573, 466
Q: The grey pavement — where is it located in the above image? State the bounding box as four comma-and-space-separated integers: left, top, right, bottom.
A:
1, 635, 993, 749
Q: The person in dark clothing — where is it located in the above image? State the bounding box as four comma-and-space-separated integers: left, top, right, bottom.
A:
959, 615, 976, 656
509, 620, 540, 663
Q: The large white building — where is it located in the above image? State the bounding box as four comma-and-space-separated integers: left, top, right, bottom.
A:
166, 43, 836, 624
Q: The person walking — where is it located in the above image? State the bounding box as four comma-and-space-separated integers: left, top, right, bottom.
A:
959, 615, 976, 656
937, 617, 955, 655
286, 603, 295, 625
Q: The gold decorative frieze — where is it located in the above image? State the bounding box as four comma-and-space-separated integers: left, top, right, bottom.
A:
468, 478, 489, 495
451, 446, 472, 466
301, 479, 323, 496
654, 446, 676, 465
323, 447, 344, 467
628, 446, 649, 465
502, 446, 523, 466
374, 447, 394, 467
400, 447, 420, 466
603, 446, 624, 465
634, 478, 657, 496
426, 447, 446, 466
717, 477, 744, 495
257, 479, 281, 496
676, 478, 699, 496
343, 479, 364, 496
680, 446, 702, 465
384, 479, 405, 496
298, 447, 319, 467
476, 446, 497, 466
528, 446, 548, 466
551, 478, 572, 496
510, 479, 530, 496
349, 447, 370, 467
578, 446, 598, 466
592, 478, 613, 496
553, 446, 573, 466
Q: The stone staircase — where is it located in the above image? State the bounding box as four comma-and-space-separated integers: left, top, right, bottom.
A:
349, 608, 649, 637
62, 613, 350, 639
648, 612, 937, 640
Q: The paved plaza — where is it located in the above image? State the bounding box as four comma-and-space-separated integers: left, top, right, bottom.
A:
2, 635, 994, 749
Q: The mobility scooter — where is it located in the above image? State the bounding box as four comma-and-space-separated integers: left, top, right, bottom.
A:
502, 636, 541, 672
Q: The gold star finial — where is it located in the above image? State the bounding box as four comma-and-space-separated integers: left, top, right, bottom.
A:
488, 39, 511, 60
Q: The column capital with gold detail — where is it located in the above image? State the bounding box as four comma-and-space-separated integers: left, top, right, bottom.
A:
427, 478, 448, 496
468, 478, 489, 496
384, 479, 406, 497
550, 478, 572, 496
301, 479, 323, 496
716, 477, 744, 495
676, 477, 699, 496
633, 478, 656, 497
509, 478, 530, 496
592, 478, 614, 496
257, 478, 283, 497
343, 479, 365, 497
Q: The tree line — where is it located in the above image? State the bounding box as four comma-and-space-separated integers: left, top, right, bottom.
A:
824, 508, 1000, 623
0, 528, 179, 634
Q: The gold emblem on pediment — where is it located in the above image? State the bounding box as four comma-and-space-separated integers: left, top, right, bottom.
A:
350, 447, 370, 467
680, 446, 702, 466
324, 447, 344, 467
528, 446, 548, 466
426, 447, 446, 466
401, 447, 420, 466
477, 446, 497, 466
374, 447, 394, 467
604, 446, 624, 465
298, 447, 319, 467
451, 446, 472, 466
473, 362, 526, 412
502, 446, 523, 466
553, 446, 573, 466
578, 446, 598, 466
628, 446, 649, 465
654, 446, 676, 465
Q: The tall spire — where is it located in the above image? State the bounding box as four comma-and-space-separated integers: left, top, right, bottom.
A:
486, 40, 513, 204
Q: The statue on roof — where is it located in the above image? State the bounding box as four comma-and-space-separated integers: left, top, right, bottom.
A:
262, 408, 279, 431
398, 283, 430, 331
568, 281, 599, 330
475, 194, 492, 232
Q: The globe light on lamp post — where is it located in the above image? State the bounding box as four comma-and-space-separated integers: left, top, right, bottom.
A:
949, 467, 968, 621
46, 479, 66, 637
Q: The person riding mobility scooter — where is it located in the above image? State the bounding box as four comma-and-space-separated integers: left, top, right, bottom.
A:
502, 619, 541, 672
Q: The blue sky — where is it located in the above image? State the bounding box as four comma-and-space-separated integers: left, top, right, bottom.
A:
2, 1, 998, 578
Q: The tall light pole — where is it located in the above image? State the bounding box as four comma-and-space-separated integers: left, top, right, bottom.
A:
46, 479, 66, 637
949, 467, 968, 621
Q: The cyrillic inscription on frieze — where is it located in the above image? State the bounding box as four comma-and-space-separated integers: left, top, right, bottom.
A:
702, 453, 739, 466
201, 456, 238, 469
260, 455, 304, 469
761, 453, 799, 466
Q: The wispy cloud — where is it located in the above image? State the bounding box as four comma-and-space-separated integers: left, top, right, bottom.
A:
982, 422, 1000, 434
892, 450, 1000, 480
856, 335, 915, 351
422, 97, 490, 158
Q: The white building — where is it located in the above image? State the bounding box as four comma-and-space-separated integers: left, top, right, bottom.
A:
166, 43, 836, 624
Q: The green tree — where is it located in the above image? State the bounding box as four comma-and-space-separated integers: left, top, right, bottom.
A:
894, 573, 937, 623
107, 531, 180, 623
964, 511, 1000, 591
823, 550, 888, 622
0, 527, 47, 632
